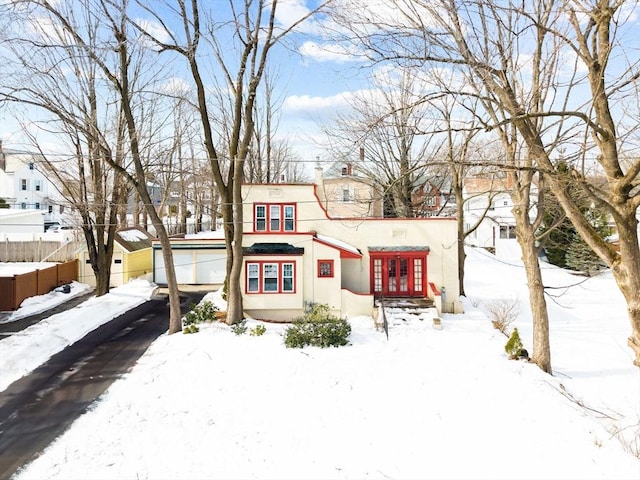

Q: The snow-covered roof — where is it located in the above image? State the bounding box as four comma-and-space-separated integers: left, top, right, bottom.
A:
115, 227, 153, 252
185, 230, 226, 240
314, 233, 361, 258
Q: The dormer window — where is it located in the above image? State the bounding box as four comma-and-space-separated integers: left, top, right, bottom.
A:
254, 203, 296, 232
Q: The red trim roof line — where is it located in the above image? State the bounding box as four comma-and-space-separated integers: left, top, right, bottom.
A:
312, 237, 362, 259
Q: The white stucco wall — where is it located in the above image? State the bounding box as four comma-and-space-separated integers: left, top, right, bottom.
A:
242, 184, 460, 304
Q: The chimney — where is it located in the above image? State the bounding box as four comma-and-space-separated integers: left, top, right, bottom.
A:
314, 165, 323, 186
359, 146, 365, 162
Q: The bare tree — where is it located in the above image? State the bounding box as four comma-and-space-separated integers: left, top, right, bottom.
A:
323, 67, 441, 217
137, 0, 326, 324
332, 0, 640, 368
1, 1, 129, 296
5, 0, 187, 333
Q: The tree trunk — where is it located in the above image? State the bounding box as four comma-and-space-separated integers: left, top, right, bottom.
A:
225, 157, 245, 325
517, 224, 552, 374
611, 216, 640, 366
454, 182, 466, 296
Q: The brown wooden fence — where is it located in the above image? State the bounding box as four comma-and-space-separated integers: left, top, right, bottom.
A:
0, 259, 79, 311
0, 240, 82, 262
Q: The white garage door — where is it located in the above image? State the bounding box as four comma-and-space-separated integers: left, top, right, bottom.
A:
154, 248, 226, 285
154, 250, 193, 284
195, 251, 227, 284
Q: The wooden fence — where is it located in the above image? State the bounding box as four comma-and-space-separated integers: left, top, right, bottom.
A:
0, 259, 79, 311
0, 240, 82, 262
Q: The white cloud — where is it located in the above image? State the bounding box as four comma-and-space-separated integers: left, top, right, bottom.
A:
298, 40, 363, 63
136, 19, 171, 43
284, 92, 351, 112
273, 0, 313, 30
283, 88, 376, 113
160, 77, 192, 96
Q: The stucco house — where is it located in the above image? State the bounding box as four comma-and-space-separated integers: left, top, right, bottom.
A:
153, 182, 461, 321
242, 182, 460, 320
78, 226, 154, 287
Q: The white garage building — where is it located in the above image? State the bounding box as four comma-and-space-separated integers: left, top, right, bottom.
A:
153, 237, 227, 286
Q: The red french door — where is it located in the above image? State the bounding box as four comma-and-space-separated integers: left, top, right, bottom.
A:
371, 251, 427, 297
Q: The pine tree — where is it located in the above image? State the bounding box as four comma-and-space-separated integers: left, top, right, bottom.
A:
565, 235, 602, 276
565, 208, 609, 276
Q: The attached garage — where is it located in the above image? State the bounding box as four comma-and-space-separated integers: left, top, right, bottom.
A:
153, 239, 227, 286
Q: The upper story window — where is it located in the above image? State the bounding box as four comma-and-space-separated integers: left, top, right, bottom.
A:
34, 179, 43, 192
254, 203, 295, 232
20, 179, 28, 191
340, 186, 353, 203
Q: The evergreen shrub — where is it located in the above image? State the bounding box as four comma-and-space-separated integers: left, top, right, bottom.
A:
182, 300, 219, 333
505, 327, 524, 359
284, 303, 351, 348
250, 324, 267, 336
231, 319, 248, 335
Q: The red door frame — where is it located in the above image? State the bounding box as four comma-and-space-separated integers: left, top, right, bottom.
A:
370, 250, 428, 297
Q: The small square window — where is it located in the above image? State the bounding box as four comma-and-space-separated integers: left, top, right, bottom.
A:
318, 260, 334, 278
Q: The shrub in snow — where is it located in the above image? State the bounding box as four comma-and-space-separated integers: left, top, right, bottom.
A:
182, 300, 219, 333
231, 319, 248, 335
487, 298, 519, 335
284, 303, 351, 348
505, 327, 526, 359
250, 324, 266, 336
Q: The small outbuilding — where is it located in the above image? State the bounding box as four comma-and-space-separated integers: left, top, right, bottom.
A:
78, 226, 154, 287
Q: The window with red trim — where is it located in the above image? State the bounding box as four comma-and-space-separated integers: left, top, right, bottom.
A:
254, 203, 296, 232
246, 261, 295, 293
318, 260, 334, 278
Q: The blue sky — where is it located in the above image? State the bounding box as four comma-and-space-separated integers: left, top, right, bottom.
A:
2, 0, 639, 170
0, 0, 365, 166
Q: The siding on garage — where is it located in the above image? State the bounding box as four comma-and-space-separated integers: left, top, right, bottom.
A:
123, 248, 153, 283
153, 242, 227, 285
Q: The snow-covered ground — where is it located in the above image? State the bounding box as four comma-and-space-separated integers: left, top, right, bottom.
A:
2, 248, 639, 479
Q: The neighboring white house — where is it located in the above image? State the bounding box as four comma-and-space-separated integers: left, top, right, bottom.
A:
0, 209, 45, 240
0, 140, 65, 228
463, 176, 532, 259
